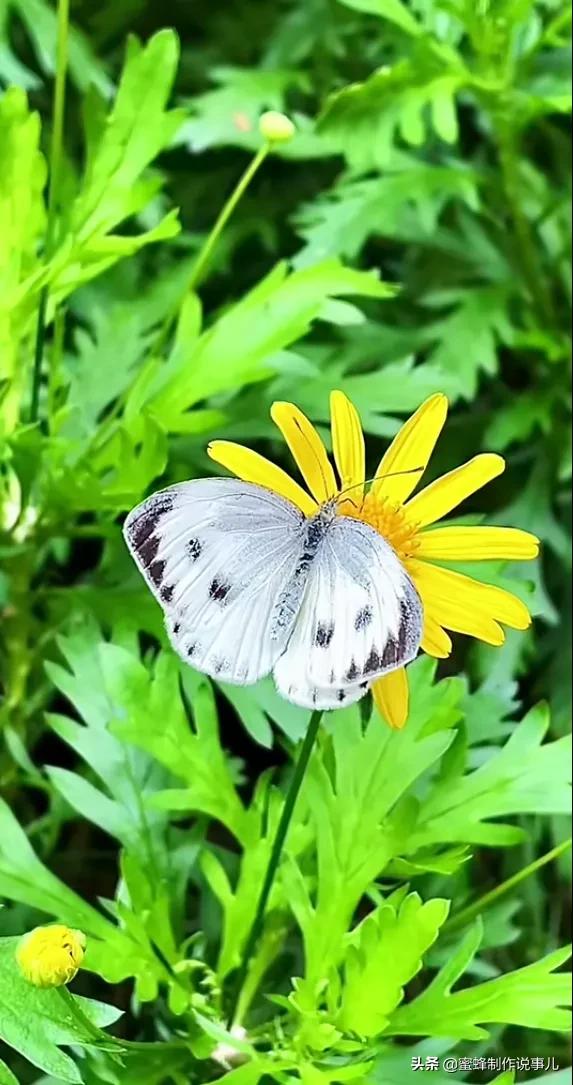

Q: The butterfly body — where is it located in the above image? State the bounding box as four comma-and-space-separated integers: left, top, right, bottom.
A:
124, 478, 423, 709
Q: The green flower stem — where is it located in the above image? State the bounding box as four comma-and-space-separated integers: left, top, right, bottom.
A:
187, 142, 270, 292
153, 142, 270, 359
30, 0, 70, 424
227, 709, 323, 1027
445, 836, 572, 935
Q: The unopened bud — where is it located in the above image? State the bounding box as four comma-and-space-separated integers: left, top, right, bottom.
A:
259, 111, 295, 144
16, 925, 86, 988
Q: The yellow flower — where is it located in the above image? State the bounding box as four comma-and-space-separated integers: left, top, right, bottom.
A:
16, 924, 86, 987
208, 393, 538, 729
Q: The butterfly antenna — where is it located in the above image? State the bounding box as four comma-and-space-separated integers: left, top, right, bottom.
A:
338, 465, 424, 500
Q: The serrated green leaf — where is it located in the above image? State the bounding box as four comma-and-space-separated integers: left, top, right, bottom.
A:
338, 893, 450, 1036
390, 925, 572, 1039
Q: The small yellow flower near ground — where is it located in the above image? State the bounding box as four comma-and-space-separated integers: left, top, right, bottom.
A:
16, 924, 86, 987
208, 392, 539, 729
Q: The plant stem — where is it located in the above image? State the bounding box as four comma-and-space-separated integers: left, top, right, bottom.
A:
445, 837, 572, 934
57, 988, 188, 1055
227, 709, 323, 1027
153, 142, 270, 358
30, 0, 70, 424
188, 143, 269, 292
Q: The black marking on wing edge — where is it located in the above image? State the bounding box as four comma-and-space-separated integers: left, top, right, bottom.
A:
149, 559, 166, 588
129, 496, 173, 550
363, 646, 383, 675
354, 605, 373, 631
161, 584, 174, 603
187, 537, 202, 561
399, 600, 409, 653
187, 643, 197, 657
337, 689, 346, 702
209, 578, 231, 604
345, 660, 360, 682
315, 621, 335, 648
139, 533, 160, 568
173, 622, 181, 635
382, 637, 398, 667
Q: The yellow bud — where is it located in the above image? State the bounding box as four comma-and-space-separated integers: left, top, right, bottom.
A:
16, 925, 86, 988
258, 111, 295, 144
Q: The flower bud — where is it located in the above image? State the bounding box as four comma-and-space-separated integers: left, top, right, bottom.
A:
258, 111, 295, 144
16, 925, 86, 988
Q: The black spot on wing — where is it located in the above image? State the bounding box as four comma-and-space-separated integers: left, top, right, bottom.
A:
149, 559, 166, 588
381, 637, 399, 667
172, 622, 181, 635
345, 660, 360, 682
354, 605, 373, 631
209, 578, 231, 604
187, 643, 198, 657
187, 537, 202, 561
315, 621, 335, 648
363, 646, 383, 675
337, 689, 346, 702
161, 584, 174, 603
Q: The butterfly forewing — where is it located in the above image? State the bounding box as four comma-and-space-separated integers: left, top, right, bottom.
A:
273, 515, 422, 707
123, 479, 307, 684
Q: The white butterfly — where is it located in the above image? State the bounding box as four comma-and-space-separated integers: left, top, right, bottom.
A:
123, 478, 423, 710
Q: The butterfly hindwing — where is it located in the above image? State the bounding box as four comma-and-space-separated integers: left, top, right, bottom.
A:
273, 515, 422, 707
123, 479, 307, 684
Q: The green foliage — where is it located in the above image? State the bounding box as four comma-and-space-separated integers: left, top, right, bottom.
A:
0, 0, 571, 1081
0, 937, 121, 1082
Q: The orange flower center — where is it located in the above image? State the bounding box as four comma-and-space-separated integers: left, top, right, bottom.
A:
340, 490, 420, 562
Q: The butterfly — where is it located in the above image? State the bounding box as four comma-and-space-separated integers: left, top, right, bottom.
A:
123, 478, 423, 710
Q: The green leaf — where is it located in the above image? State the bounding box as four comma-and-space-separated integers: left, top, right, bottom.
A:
9, 0, 111, 94
119, 666, 248, 845
420, 286, 514, 399
0, 87, 45, 433
0, 937, 121, 1082
181, 66, 310, 154
285, 660, 462, 989
48, 31, 182, 302
144, 259, 396, 431
336, 0, 423, 36
410, 703, 572, 849
337, 893, 449, 1036
0, 1057, 19, 1085
293, 166, 479, 268
389, 922, 572, 1039
318, 49, 467, 169
45, 621, 170, 861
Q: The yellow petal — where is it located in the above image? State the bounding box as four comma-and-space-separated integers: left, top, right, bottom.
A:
208, 440, 317, 516
372, 393, 448, 505
330, 390, 365, 507
409, 559, 531, 646
271, 402, 338, 505
405, 454, 505, 528
417, 526, 540, 562
421, 615, 452, 659
372, 668, 409, 729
